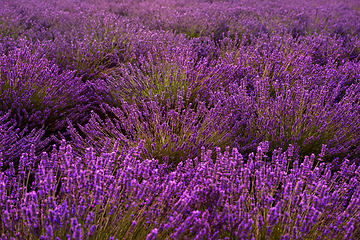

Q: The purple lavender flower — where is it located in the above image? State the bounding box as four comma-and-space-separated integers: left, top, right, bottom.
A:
146, 228, 158, 240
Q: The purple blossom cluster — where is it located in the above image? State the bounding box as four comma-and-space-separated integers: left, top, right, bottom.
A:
1, 0, 360, 238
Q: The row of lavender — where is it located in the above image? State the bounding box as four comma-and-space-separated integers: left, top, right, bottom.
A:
0, 0, 360, 238
1, 141, 359, 239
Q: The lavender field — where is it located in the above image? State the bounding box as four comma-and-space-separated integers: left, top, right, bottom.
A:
0, 0, 360, 239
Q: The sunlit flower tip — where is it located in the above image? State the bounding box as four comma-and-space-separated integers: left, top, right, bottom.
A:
146, 228, 158, 240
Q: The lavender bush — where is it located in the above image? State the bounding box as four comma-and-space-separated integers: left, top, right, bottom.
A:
227, 37, 360, 163
0, 45, 97, 167
1, 0, 360, 239
68, 48, 238, 164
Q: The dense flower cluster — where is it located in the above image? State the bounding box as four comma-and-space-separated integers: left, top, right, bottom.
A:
0, 0, 360, 239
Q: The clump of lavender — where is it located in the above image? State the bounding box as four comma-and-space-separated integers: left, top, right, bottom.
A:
66, 89, 236, 166
0, 46, 93, 166
66, 47, 240, 164
39, 11, 132, 82
0, 141, 359, 239
238, 75, 359, 163
227, 34, 360, 164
